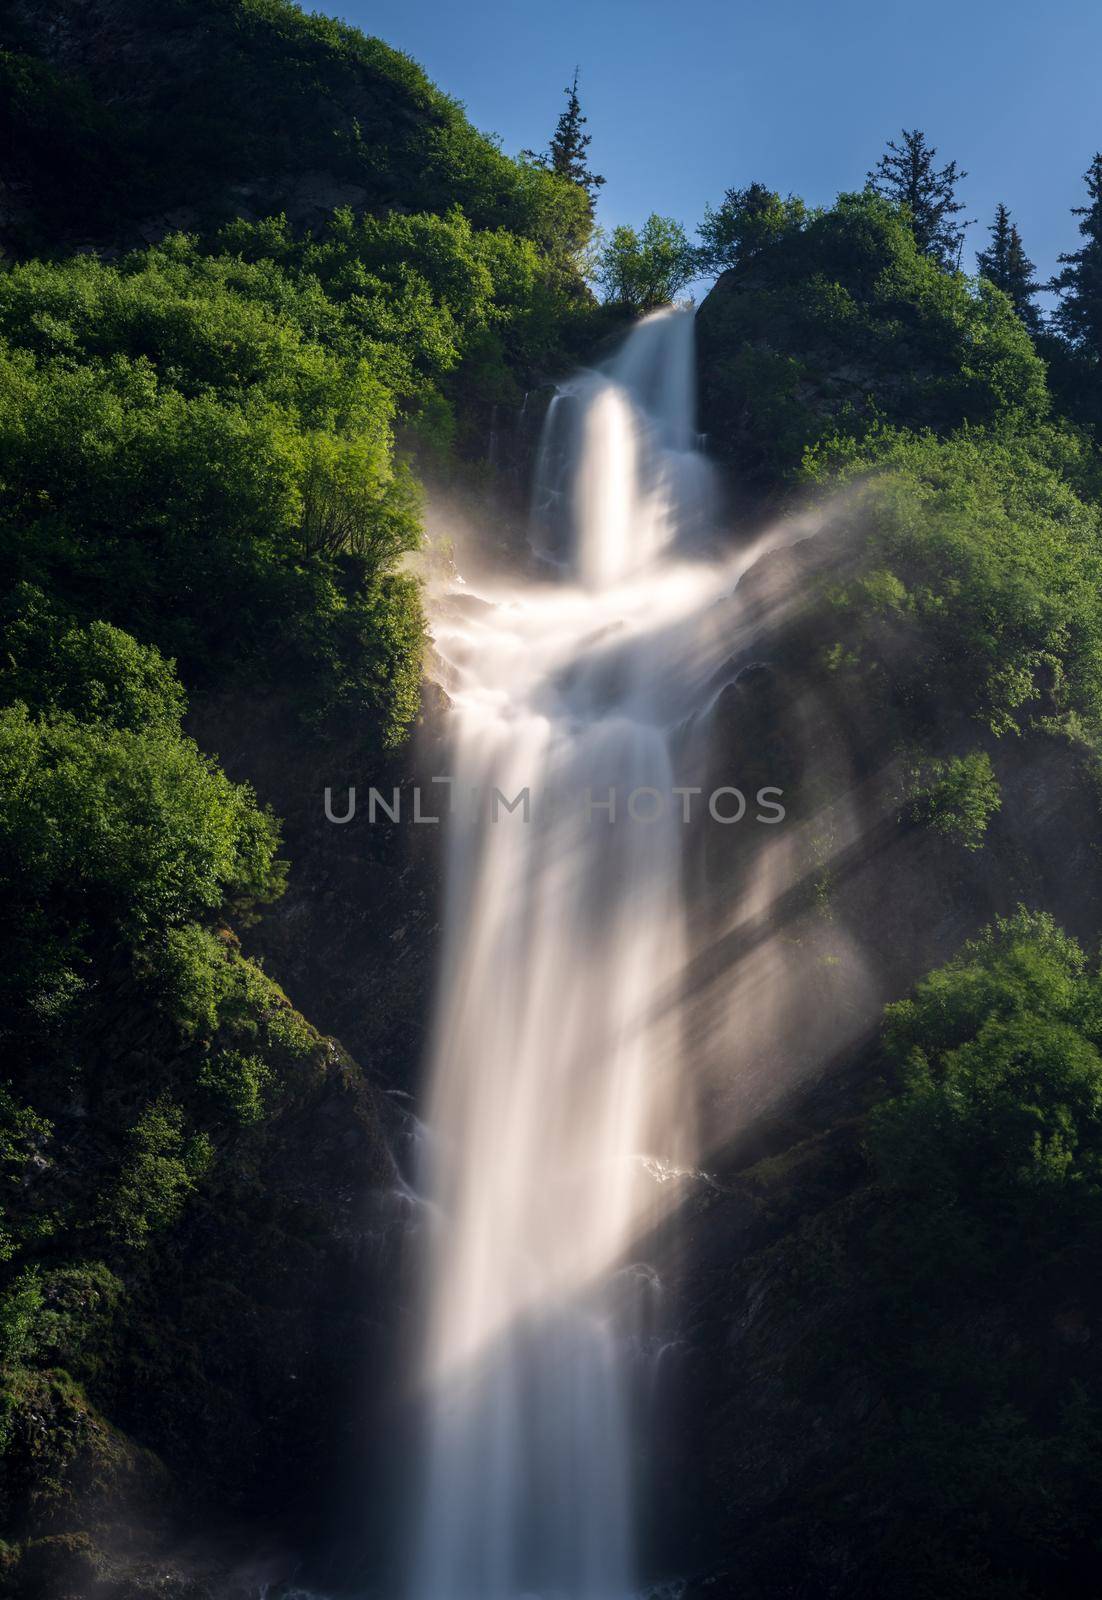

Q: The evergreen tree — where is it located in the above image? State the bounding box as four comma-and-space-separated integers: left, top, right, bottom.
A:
867, 129, 973, 268
523, 68, 604, 212
976, 203, 1041, 332
1051, 154, 1102, 358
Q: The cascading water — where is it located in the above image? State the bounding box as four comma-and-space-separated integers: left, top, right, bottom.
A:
411, 309, 727, 1600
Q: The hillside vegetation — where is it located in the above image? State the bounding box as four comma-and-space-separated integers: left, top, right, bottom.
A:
0, 2, 604, 1590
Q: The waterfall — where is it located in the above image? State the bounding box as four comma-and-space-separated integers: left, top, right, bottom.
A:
411, 309, 721, 1600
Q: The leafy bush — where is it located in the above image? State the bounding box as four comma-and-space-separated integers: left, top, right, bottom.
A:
0, 703, 284, 934
598, 215, 696, 310
142, 926, 235, 1041
0, 589, 186, 732
198, 1049, 271, 1126
907, 750, 1002, 848
0, 245, 430, 733
872, 909, 1102, 1218
32, 1264, 124, 1375
812, 427, 1102, 735
106, 1100, 212, 1250
0, 1270, 44, 1367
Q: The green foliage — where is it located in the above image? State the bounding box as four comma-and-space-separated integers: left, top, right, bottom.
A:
0, 0, 603, 1557
106, 1100, 212, 1250
214, 203, 590, 423
1051, 153, 1102, 360
697, 182, 809, 275
597, 215, 696, 311
0, 1271, 44, 1368
697, 191, 1047, 481
0, 629, 285, 1068
0, 1091, 51, 1265
0, 1264, 123, 1400
0, 241, 429, 734
0, 702, 283, 934
908, 750, 1002, 848
738, 913, 1102, 1595
976, 202, 1041, 334
0, 3, 601, 746
32, 1264, 124, 1377
873, 908, 1102, 1230
809, 427, 1102, 735
0, 590, 185, 733
0, 206, 596, 736
198, 1050, 271, 1126
139, 925, 321, 1083
521, 69, 604, 219
142, 925, 235, 1040
0, 0, 591, 261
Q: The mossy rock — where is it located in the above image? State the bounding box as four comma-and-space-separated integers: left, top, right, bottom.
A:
7, 1531, 102, 1599
0, 1369, 170, 1537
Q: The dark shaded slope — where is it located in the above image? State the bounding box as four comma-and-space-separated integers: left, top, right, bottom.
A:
0, 0, 585, 255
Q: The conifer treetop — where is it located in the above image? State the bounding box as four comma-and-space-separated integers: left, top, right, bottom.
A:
976, 202, 1041, 334
1051, 153, 1102, 356
523, 67, 605, 212
867, 128, 973, 268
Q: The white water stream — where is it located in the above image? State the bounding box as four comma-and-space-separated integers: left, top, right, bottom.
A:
410, 309, 744, 1600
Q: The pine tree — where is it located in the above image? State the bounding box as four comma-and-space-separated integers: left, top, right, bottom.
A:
1051, 154, 1102, 358
976, 203, 1041, 333
523, 68, 604, 213
867, 129, 973, 268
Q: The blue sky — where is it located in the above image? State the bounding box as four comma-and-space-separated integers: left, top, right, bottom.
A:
334, 0, 1100, 302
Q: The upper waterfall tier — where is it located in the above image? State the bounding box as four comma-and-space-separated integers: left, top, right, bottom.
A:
531, 307, 715, 590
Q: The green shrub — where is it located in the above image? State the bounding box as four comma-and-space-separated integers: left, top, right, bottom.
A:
597, 215, 696, 310
0, 1270, 44, 1367
0, 590, 186, 732
0, 246, 424, 736
908, 750, 1002, 848
33, 1264, 124, 1378
871, 909, 1102, 1217
106, 1101, 212, 1249
697, 182, 810, 274
140, 925, 234, 1041
198, 1049, 271, 1126
812, 427, 1102, 734
0, 703, 284, 933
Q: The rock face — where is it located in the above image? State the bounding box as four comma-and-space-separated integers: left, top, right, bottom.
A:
187, 681, 450, 1091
